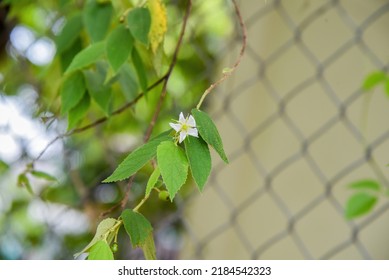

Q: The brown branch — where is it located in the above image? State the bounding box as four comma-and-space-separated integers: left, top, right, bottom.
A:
196, 0, 247, 109
143, 0, 192, 143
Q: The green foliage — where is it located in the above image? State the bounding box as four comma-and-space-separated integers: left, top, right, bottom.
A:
68, 93, 91, 129
192, 109, 228, 163
83, 0, 113, 42
65, 42, 106, 74
60, 71, 86, 114
132, 47, 149, 94
141, 232, 157, 260
348, 180, 380, 192
362, 71, 387, 91
121, 209, 153, 248
157, 141, 189, 200
88, 240, 114, 260
345, 193, 378, 219
145, 167, 160, 196
106, 25, 134, 72
55, 13, 83, 54
30, 170, 57, 182
184, 136, 211, 191
127, 7, 151, 45
103, 131, 171, 183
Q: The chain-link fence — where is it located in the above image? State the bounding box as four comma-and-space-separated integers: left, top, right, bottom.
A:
176, 0, 389, 259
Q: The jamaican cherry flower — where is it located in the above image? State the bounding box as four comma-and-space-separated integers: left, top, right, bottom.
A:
169, 112, 198, 143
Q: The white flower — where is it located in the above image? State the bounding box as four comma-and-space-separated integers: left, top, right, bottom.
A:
169, 112, 198, 143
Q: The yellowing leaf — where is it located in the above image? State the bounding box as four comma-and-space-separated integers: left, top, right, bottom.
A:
148, 0, 167, 53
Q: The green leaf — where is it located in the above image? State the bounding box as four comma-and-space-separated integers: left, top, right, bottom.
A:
30, 170, 57, 182
106, 25, 134, 72
348, 179, 381, 192
103, 131, 171, 182
132, 47, 148, 94
83, 66, 111, 115
141, 232, 157, 260
83, 0, 113, 42
56, 13, 83, 54
68, 92, 91, 129
65, 42, 105, 74
184, 136, 211, 191
345, 193, 378, 219
192, 109, 228, 163
88, 240, 114, 260
74, 218, 117, 258
362, 71, 387, 91
17, 173, 33, 194
119, 64, 138, 101
157, 141, 188, 200
145, 167, 160, 196
121, 209, 152, 247
60, 71, 86, 114
60, 37, 83, 72
127, 7, 151, 45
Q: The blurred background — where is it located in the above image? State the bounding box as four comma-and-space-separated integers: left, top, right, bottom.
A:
1, 0, 389, 260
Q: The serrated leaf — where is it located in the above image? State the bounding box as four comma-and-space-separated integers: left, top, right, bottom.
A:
148, 0, 167, 53
106, 25, 134, 72
132, 47, 148, 94
127, 7, 151, 45
184, 136, 211, 191
345, 193, 377, 219
192, 109, 228, 163
60, 71, 86, 114
83, 0, 113, 42
83, 66, 111, 115
121, 209, 152, 248
141, 231, 156, 260
65, 42, 105, 74
348, 179, 381, 192
103, 131, 171, 182
74, 218, 117, 258
119, 64, 138, 101
30, 170, 57, 182
157, 141, 188, 200
145, 167, 160, 196
88, 240, 114, 260
68, 92, 91, 129
362, 71, 387, 91
56, 13, 83, 54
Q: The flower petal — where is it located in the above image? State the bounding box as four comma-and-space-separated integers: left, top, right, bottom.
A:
169, 122, 182, 132
187, 127, 198, 138
187, 115, 196, 127
178, 112, 185, 123
179, 131, 187, 143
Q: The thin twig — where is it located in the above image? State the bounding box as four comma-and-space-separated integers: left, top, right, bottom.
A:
143, 0, 193, 143
196, 0, 247, 110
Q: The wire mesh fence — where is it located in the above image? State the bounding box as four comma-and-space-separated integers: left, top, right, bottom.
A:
178, 0, 389, 259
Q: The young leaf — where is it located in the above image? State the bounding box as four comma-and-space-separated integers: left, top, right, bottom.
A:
132, 47, 148, 94
103, 131, 171, 183
30, 170, 57, 182
88, 240, 114, 260
157, 141, 188, 200
60, 71, 86, 114
68, 93, 91, 129
141, 231, 157, 260
83, 68, 111, 115
345, 193, 377, 219
184, 136, 211, 191
55, 13, 83, 54
348, 179, 381, 192
74, 218, 117, 258
65, 42, 105, 74
106, 25, 134, 72
145, 166, 160, 196
362, 71, 387, 91
121, 209, 153, 247
148, 0, 167, 53
83, 0, 113, 42
192, 109, 228, 163
127, 7, 151, 45
17, 173, 33, 194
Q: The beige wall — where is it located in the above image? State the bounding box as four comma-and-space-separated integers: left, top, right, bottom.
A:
182, 0, 389, 259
